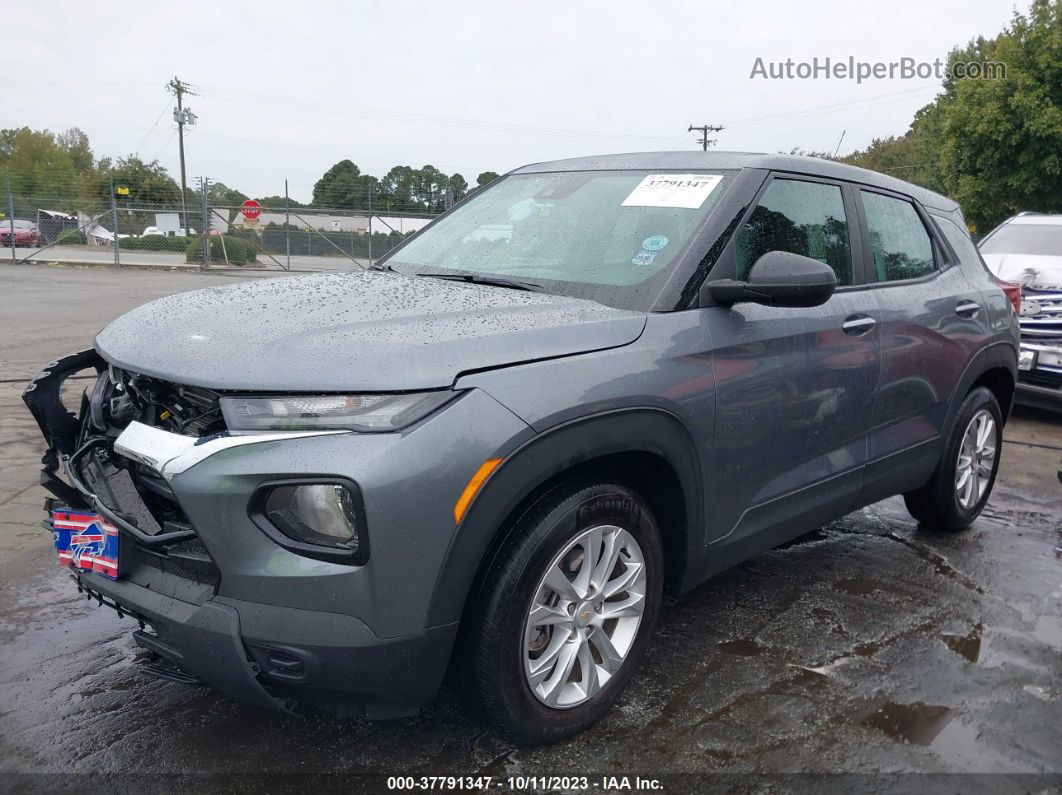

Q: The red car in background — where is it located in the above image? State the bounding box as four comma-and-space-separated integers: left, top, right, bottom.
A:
0, 219, 42, 247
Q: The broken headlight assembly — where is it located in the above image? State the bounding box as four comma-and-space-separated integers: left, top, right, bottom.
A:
220, 392, 457, 432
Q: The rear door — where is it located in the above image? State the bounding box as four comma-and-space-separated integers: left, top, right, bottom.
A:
705, 174, 882, 545
856, 188, 988, 499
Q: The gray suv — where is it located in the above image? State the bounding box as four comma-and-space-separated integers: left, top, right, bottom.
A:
24, 152, 1019, 744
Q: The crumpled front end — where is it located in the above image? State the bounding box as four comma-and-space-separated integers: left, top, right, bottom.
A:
21, 348, 527, 718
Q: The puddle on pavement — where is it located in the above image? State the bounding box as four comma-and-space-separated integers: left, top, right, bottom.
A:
862, 701, 952, 745
718, 638, 765, 657
832, 577, 882, 596
941, 624, 983, 663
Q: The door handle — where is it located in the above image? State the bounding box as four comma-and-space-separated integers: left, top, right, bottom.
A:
842, 315, 877, 335
956, 300, 980, 318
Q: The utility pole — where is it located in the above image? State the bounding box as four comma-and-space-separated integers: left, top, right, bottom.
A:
167, 77, 197, 232
688, 123, 724, 151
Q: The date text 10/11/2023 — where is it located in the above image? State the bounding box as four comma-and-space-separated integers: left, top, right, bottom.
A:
386, 775, 665, 791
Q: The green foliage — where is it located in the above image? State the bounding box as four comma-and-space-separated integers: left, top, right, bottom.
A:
207, 181, 249, 207
312, 159, 380, 209
0, 127, 85, 202
105, 156, 180, 205
255, 195, 307, 209
185, 234, 258, 265
842, 0, 1062, 232
316, 162, 470, 212
120, 235, 189, 252
476, 171, 500, 187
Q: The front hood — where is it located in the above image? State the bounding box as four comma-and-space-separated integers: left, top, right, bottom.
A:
95, 271, 647, 391
981, 252, 1062, 289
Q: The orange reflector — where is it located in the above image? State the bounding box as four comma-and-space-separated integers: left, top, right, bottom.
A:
453, 458, 502, 524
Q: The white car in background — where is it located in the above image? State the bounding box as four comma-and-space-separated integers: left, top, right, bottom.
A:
979, 213, 1062, 410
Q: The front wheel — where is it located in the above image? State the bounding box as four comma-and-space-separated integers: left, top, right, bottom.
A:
903, 386, 1002, 531
462, 482, 663, 744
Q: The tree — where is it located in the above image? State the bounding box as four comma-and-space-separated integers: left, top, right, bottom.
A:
0, 127, 80, 201
841, 0, 1061, 233
476, 171, 500, 187
106, 156, 181, 205
448, 173, 468, 204
932, 0, 1061, 231
56, 128, 94, 174
207, 181, 249, 207
312, 159, 379, 209
256, 195, 306, 209
380, 165, 416, 211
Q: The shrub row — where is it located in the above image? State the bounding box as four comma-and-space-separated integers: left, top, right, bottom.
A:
185, 235, 258, 266
120, 235, 188, 252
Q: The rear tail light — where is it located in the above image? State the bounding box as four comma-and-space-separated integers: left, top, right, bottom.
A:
998, 281, 1021, 315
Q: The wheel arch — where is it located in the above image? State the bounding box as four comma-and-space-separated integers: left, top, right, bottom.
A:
950, 341, 1017, 427
425, 408, 706, 628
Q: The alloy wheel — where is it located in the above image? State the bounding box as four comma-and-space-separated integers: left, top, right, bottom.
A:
955, 409, 996, 510
522, 524, 647, 709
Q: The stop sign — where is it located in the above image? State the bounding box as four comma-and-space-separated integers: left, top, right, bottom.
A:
240, 199, 262, 220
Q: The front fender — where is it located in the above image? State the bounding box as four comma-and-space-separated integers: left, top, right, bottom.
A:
425, 408, 705, 627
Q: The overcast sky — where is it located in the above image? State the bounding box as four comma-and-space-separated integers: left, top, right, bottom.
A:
4, 0, 1016, 202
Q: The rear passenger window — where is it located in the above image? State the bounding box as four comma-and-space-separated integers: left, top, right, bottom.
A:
736, 179, 852, 285
861, 191, 936, 282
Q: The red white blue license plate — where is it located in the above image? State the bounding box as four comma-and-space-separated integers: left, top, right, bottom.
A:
51, 509, 120, 580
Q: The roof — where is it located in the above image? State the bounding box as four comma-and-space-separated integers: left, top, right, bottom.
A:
513, 151, 959, 213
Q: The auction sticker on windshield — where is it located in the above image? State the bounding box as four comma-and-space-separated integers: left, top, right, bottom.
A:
622, 173, 724, 209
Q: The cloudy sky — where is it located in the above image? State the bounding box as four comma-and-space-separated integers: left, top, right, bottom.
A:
4, 0, 1016, 201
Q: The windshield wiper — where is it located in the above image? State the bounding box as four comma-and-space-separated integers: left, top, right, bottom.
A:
414, 272, 543, 292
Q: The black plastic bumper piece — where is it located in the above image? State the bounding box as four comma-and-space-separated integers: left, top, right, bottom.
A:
77, 570, 291, 713
75, 570, 459, 719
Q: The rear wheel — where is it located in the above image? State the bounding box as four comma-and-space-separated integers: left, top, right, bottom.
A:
903, 386, 1002, 530
462, 481, 663, 744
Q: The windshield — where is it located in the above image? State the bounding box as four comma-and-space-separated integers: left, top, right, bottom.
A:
382, 169, 736, 310
5, 220, 32, 229
980, 223, 1062, 256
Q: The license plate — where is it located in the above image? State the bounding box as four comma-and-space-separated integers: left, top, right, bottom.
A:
1018, 349, 1036, 371
51, 508, 120, 580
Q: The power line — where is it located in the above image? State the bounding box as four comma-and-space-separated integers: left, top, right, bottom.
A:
133, 100, 173, 156
197, 84, 677, 144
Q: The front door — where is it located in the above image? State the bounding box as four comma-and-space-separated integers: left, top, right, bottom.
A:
704, 175, 882, 545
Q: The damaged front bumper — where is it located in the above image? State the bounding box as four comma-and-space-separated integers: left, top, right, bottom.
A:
20, 349, 472, 719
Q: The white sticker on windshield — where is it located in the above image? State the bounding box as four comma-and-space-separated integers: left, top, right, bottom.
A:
621, 174, 724, 209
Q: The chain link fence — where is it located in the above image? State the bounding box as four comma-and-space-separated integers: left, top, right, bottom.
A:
1, 177, 438, 273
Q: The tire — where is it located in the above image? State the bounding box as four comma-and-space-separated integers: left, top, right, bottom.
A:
903, 386, 1002, 531
461, 481, 663, 744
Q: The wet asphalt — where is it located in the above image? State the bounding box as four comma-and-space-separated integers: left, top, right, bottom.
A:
1, 263, 1060, 791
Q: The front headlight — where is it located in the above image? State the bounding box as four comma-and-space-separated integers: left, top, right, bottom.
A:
220, 391, 457, 432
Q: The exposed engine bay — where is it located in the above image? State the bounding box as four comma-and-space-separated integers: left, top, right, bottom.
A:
22, 349, 223, 546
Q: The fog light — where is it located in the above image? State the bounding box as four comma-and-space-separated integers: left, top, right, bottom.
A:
262, 483, 361, 556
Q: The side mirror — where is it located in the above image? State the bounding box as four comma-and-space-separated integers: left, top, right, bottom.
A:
703, 251, 837, 308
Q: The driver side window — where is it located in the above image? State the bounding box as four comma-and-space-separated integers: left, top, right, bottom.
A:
735, 178, 852, 285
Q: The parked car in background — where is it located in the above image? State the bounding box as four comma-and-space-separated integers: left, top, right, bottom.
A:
979, 213, 1062, 409
23, 152, 1019, 744
0, 219, 42, 247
